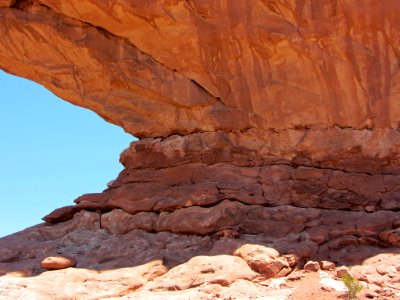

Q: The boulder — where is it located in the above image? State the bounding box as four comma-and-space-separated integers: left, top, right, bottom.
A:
146, 255, 257, 291
304, 261, 320, 272
41, 256, 76, 270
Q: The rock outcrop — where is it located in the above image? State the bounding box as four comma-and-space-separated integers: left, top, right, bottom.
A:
1, 0, 400, 299
42, 129, 400, 257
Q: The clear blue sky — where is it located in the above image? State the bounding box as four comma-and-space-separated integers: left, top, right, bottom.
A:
0, 70, 135, 237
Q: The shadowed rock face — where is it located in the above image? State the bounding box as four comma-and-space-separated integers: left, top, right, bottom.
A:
1, 2, 400, 292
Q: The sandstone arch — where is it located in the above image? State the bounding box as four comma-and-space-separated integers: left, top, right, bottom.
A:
1, 0, 400, 270
2, 0, 400, 137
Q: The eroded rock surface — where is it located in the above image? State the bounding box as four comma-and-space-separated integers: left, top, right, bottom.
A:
0, 0, 400, 299
43, 130, 400, 253
0, 212, 400, 299
1, 1, 400, 137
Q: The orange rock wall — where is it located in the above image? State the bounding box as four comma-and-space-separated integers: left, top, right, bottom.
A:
1, 1, 400, 138
2, 5, 400, 295
1, 1, 400, 244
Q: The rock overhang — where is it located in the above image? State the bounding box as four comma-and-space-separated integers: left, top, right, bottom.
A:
0, 0, 399, 268
1, 0, 400, 139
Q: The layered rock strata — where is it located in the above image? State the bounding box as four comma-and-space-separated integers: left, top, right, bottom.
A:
0, 1, 400, 297
41, 128, 400, 264
2, 207, 400, 298
0, 1, 398, 235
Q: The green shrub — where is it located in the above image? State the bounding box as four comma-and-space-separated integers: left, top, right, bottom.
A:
341, 273, 363, 300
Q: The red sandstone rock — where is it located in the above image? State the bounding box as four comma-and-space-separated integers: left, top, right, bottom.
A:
287, 272, 305, 281
336, 266, 352, 278
356, 211, 398, 237
0, 0, 14, 7
100, 209, 157, 234
42, 205, 78, 224
2, 1, 400, 137
41, 256, 76, 270
39, 210, 100, 241
282, 254, 300, 268
0, 220, 399, 299
4, 260, 167, 299
1, 1, 400, 298
0, 2, 399, 239
146, 255, 257, 291
266, 258, 291, 278
0, 247, 19, 263
280, 241, 319, 260
234, 244, 280, 278
153, 183, 220, 211
320, 261, 336, 271
307, 225, 330, 245
154, 200, 248, 235
376, 265, 397, 276
379, 228, 400, 246
304, 261, 320, 272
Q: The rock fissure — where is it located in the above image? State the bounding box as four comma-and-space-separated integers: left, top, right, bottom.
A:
118, 159, 383, 178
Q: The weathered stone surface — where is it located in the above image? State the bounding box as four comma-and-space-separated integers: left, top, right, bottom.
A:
234, 244, 280, 277
0, 0, 14, 7
335, 266, 352, 278
282, 254, 300, 268
320, 261, 336, 271
0, 0, 399, 239
39, 210, 100, 241
153, 183, 220, 211
154, 200, 248, 235
40, 256, 76, 270
0, 215, 400, 299
117, 129, 400, 174
42, 205, 79, 224
0, 260, 167, 299
145, 255, 257, 291
1, 1, 400, 298
1, 1, 400, 138
100, 209, 158, 234
304, 261, 320, 272
379, 228, 400, 246
47, 128, 398, 213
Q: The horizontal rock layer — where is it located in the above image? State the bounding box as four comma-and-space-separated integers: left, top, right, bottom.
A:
2, 209, 400, 272
42, 130, 400, 256
0, 0, 398, 256
1, 1, 400, 298
2, 209, 400, 298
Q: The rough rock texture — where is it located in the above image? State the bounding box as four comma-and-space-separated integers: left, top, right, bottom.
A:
40, 256, 76, 270
0, 0, 399, 235
1, 1, 400, 137
1, 213, 400, 299
42, 130, 400, 259
1, 0, 400, 299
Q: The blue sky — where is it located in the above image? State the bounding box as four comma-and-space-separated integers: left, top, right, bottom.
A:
0, 70, 134, 237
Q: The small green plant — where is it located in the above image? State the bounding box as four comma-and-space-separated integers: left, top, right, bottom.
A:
341, 273, 363, 300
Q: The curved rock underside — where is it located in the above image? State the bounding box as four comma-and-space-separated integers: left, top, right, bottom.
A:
1, 0, 400, 299
2, 0, 400, 137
